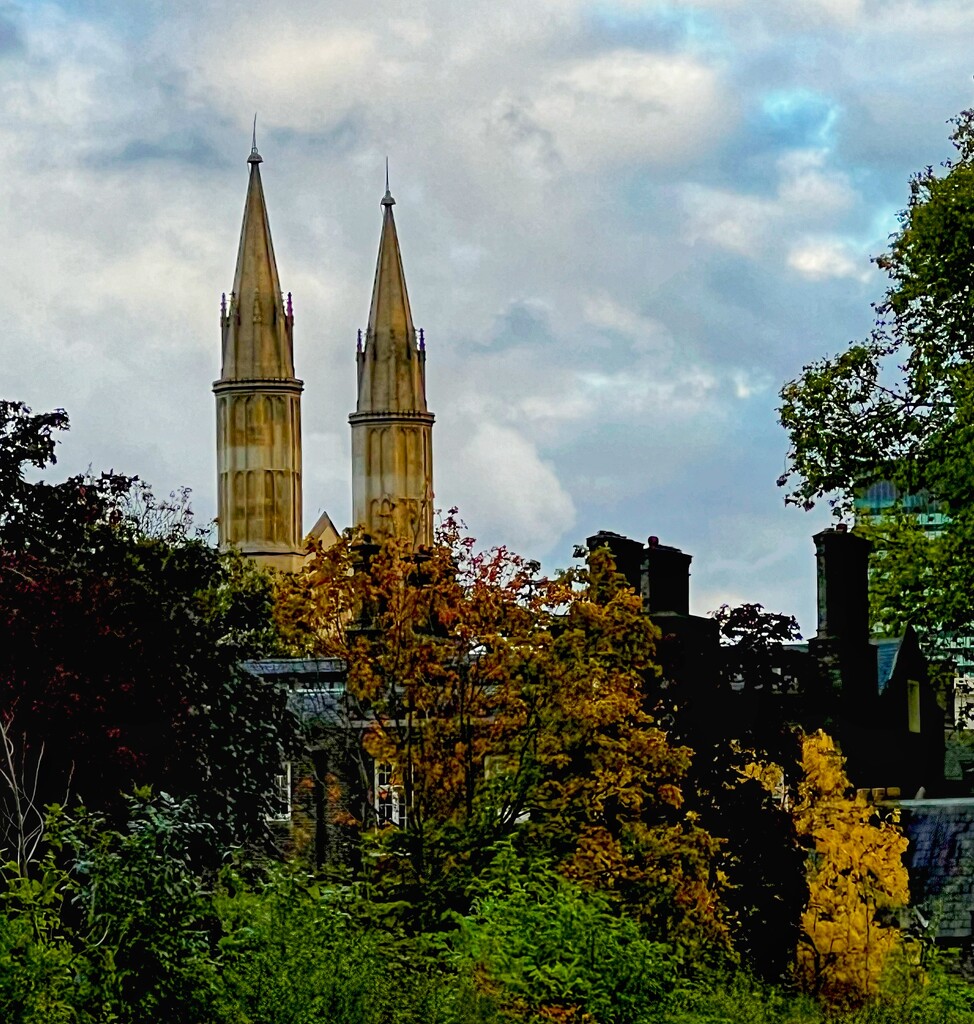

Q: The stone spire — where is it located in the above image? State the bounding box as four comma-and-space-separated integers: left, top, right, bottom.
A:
349, 178, 435, 548
213, 139, 305, 572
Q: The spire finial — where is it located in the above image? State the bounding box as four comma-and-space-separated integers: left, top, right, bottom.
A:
381, 156, 395, 207
248, 113, 262, 165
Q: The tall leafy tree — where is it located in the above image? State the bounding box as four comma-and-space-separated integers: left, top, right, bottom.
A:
779, 110, 974, 516
0, 402, 295, 856
778, 109, 974, 647
279, 520, 727, 945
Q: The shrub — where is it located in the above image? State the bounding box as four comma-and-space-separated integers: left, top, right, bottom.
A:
449, 847, 677, 1024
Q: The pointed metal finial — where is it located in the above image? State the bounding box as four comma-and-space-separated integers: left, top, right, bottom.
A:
381, 156, 395, 207
418, 327, 425, 351
286, 292, 293, 318
357, 328, 363, 353
248, 113, 262, 164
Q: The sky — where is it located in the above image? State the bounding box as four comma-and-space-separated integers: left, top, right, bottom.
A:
1, 0, 972, 634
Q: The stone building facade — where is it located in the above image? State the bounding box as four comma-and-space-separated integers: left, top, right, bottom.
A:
214, 145, 434, 565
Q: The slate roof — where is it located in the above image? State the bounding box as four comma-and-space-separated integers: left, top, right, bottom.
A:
896, 798, 974, 940
873, 637, 902, 695
242, 658, 347, 727
786, 636, 904, 695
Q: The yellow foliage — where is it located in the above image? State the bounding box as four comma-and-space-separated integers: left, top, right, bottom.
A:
794, 730, 909, 1005
274, 518, 729, 945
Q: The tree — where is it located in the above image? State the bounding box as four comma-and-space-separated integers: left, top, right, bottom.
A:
793, 731, 909, 1005
778, 110, 974, 518
662, 603, 809, 980
278, 520, 727, 945
777, 110, 974, 648
0, 402, 295, 855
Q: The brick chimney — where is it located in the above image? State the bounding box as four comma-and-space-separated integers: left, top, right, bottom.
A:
586, 531, 645, 598
808, 525, 877, 713
644, 535, 692, 615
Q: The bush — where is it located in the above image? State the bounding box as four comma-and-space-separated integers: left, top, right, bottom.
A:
448, 846, 678, 1024
218, 864, 499, 1024
0, 857, 77, 1024
0, 793, 230, 1023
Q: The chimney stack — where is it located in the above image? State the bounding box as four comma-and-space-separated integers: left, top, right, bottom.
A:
813, 526, 871, 643
645, 536, 692, 616
809, 526, 877, 714
585, 531, 693, 615
586, 531, 645, 600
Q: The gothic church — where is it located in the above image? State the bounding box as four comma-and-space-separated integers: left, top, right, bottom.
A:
213, 140, 434, 563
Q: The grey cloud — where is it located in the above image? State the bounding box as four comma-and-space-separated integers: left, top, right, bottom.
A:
0, 12, 23, 57
106, 134, 225, 168
6, 0, 974, 635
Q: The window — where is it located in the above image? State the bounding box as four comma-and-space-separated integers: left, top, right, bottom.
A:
267, 762, 292, 822
374, 762, 408, 828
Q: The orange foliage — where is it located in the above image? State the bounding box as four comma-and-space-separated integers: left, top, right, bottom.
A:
275, 515, 727, 943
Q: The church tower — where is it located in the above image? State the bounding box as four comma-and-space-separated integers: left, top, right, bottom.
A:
349, 179, 434, 548
213, 140, 304, 572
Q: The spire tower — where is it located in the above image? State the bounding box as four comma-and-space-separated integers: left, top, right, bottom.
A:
349, 179, 434, 547
213, 140, 304, 571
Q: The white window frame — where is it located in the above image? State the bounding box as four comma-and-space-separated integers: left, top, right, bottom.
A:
267, 762, 292, 822
374, 761, 408, 828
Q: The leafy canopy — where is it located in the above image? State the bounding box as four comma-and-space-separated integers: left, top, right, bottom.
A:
778, 110, 974, 516
277, 519, 726, 946
0, 401, 295, 855
777, 110, 974, 650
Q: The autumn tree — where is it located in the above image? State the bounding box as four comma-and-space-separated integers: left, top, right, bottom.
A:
280, 520, 727, 944
793, 731, 909, 1004
0, 401, 295, 856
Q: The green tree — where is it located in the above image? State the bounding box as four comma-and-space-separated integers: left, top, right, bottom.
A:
777, 109, 974, 647
778, 109, 974, 517
0, 401, 295, 854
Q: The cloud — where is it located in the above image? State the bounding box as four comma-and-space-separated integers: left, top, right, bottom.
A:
787, 238, 872, 282
1, 0, 973, 637
532, 49, 733, 169
582, 293, 671, 351
683, 185, 777, 255
776, 150, 854, 213
438, 422, 576, 556
200, 28, 381, 133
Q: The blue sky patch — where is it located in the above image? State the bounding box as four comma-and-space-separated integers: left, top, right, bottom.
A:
760, 89, 840, 149
585, 2, 724, 54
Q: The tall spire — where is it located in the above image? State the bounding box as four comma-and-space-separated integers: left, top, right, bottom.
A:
220, 138, 290, 380
355, 179, 427, 413
214, 142, 304, 572
350, 178, 435, 547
